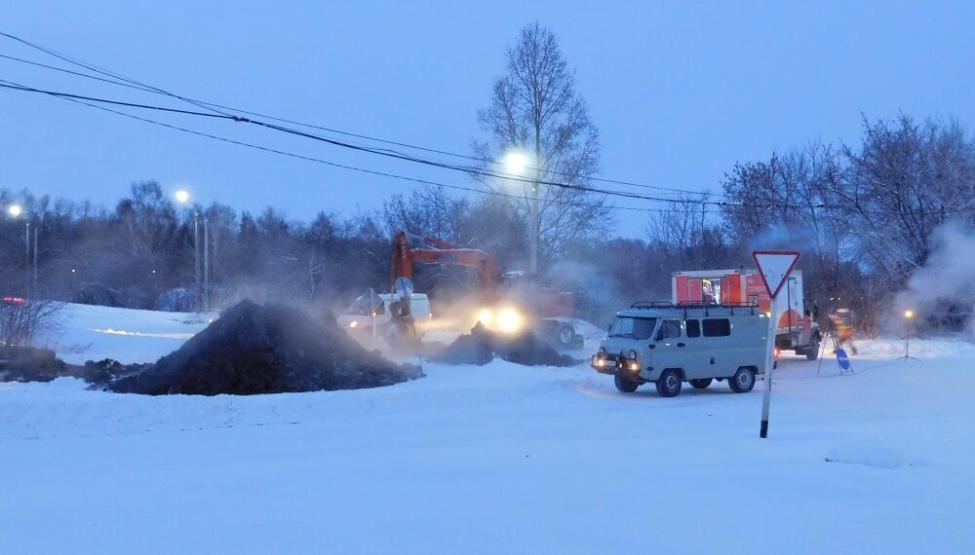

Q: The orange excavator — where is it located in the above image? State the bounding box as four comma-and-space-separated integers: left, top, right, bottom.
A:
392, 231, 501, 293
390, 231, 582, 349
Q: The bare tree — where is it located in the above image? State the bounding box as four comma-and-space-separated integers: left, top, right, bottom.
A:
832, 116, 975, 281
648, 193, 712, 268
380, 186, 464, 241
0, 299, 61, 348
476, 22, 607, 273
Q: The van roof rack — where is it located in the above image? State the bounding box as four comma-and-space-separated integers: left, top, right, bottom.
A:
675, 302, 758, 309
629, 301, 759, 317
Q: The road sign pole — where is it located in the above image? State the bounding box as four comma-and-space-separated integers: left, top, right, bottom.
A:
752, 250, 801, 439
760, 293, 778, 438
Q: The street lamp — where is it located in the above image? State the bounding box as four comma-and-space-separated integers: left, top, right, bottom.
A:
503, 151, 528, 175
903, 309, 918, 360
6, 203, 37, 293
501, 148, 539, 275
175, 189, 209, 312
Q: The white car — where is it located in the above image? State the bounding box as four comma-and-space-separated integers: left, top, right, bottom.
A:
337, 293, 432, 336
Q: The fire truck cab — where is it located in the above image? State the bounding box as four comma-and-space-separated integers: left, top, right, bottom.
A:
672, 269, 821, 360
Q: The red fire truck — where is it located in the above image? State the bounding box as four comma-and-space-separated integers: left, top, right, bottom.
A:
672, 269, 821, 359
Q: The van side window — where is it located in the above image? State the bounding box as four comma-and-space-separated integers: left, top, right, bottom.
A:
685, 319, 701, 338
657, 319, 682, 340
702, 318, 731, 337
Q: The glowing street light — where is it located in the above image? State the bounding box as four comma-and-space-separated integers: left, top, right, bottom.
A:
501, 149, 540, 274
174, 187, 210, 312
903, 309, 918, 360
502, 150, 528, 175
6, 203, 35, 291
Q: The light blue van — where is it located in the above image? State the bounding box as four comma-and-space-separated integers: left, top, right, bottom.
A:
591, 302, 769, 397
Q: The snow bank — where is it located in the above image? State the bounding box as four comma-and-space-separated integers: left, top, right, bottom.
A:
4, 307, 974, 553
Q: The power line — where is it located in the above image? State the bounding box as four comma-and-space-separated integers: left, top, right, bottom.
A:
0, 76, 741, 208
0, 81, 230, 119
0, 30, 234, 119
0, 30, 720, 198
5, 80, 713, 215
20, 75, 960, 218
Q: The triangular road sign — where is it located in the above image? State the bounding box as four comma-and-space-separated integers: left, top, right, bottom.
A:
752, 250, 801, 298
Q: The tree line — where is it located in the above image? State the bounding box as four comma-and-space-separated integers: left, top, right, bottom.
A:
1, 113, 972, 334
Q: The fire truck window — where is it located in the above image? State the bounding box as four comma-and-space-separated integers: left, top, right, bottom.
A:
685, 319, 701, 337
701, 279, 716, 304
702, 318, 731, 337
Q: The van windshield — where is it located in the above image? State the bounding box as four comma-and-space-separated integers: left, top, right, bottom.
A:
609, 317, 657, 340
345, 294, 385, 316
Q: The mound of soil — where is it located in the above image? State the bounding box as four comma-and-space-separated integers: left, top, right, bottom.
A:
432, 323, 574, 367
111, 300, 422, 395
0, 346, 67, 382
0, 348, 134, 385
432, 330, 495, 365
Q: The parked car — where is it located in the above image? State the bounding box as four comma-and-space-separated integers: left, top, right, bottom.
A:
591, 302, 770, 397
337, 292, 432, 338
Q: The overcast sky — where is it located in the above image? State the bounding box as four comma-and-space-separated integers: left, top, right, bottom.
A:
1, 1, 972, 238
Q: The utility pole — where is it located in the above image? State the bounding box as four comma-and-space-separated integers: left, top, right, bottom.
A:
24, 220, 30, 292
530, 139, 542, 275
32, 224, 38, 292
203, 215, 209, 312
194, 211, 201, 312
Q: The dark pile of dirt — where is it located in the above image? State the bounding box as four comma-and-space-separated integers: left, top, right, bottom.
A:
0, 348, 134, 385
0, 346, 66, 382
111, 300, 422, 395
431, 330, 495, 365
432, 323, 574, 367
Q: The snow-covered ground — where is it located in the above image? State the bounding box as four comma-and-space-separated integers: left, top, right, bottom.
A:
2, 304, 974, 553
39, 303, 211, 364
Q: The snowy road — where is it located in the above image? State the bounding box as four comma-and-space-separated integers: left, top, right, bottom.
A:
3, 307, 974, 553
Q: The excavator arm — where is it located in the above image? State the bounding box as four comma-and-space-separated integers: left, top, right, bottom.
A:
391, 231, 500, 292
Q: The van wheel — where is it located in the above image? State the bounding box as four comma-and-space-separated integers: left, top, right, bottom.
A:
655, 370, 682, 397
614, 374, 639, 393
729, 368, 756, 393
689, 378, 712, 389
